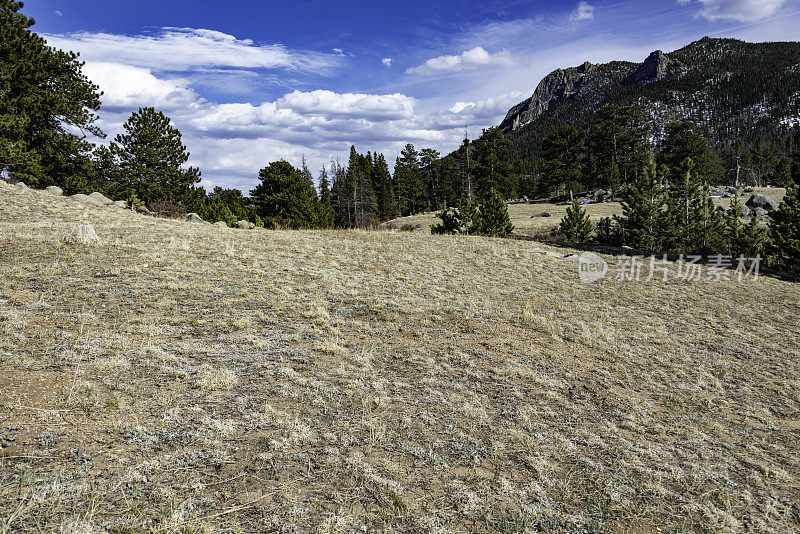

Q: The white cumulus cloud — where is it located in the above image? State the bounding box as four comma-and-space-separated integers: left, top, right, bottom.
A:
678, 0, 791, 22
406, 47, 514, 75
82, 62, 199, 111
382, 57, 393, 67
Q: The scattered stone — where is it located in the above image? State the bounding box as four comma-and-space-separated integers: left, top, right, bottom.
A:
182, 213, 209, 224
45, 186, 63, 196
71, 193, 89, 203
739, 205, 751, 218
745, 194, 778, 212
65, 221, 99, 245
88, 192, 114, 206
750, 207, 769, 220
213, 221, 228, 228
235, 220, 256, 230
14, 181, 27, 189
111, 200, 128, 209
593, 189, 614, 203
532, 212, 552, 218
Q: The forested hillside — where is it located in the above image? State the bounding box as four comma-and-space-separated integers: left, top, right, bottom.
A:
502, 38, 800, 162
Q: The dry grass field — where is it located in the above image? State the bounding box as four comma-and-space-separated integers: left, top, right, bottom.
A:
1, 180, 799, 533
392, 188, 787, 238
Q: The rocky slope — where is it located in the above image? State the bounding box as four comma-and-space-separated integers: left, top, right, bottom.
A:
500, 37, 800, 157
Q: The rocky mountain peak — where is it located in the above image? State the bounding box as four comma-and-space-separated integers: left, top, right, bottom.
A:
499, 61, 598, 133
624, 50, 677, 85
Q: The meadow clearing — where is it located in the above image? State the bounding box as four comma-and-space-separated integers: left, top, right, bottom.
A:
1, 180, 799, 532
390, 188, 787, 238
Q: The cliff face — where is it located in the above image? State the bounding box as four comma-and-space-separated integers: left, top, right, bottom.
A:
496, 37, 800, 158
499, 61, 598, 133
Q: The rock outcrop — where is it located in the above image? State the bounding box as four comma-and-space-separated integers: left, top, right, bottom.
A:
45, 186, 63, 196
182, 213, 209, 224
65, 221, 99, 245
624, 50, 678, 85
746, 194, 779, 212
500, 61, 597, 133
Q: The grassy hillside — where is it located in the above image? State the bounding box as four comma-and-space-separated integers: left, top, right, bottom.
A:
1, 181, 799, 532
392, 188, 787, 238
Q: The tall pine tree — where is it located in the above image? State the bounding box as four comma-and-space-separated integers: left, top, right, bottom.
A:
0, 0, 103, 191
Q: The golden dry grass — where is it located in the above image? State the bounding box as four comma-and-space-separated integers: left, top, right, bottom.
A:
0, 181, 799, 532
393, 187, 787, 237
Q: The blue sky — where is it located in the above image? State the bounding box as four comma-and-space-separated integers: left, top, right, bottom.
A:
24, 0, 800, 189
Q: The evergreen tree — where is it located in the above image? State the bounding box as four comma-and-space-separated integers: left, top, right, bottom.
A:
431, 205, 464, 235
769, 184, 800, 271
419, 148, 441, 209
587, 106, 650, 190
620, 160, 667, 250
739, 216, 769, 259
0, 0, 103, 191
539, 125, 584, 196
317, 166, 335, 228
112, 107, 201, 206
725, 195, 745, 256
472, 127, 514, 200
372, 153, 396, 220
430, 196, 483, 235
250, 160, 319, 228
664, 158, 723, 251
348, 146, 378, 227
394, 144, 424, 215
478, 189, 514, 237
659, 121, 722, 185
560, 198, 594, 243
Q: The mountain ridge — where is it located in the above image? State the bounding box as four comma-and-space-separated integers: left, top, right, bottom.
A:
498, 37, 800, 159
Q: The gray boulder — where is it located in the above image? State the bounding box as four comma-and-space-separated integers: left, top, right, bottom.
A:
111, 200, 128, 209
65, 221, 99, 245
738, 204, 751, 218
46, 186, 63, 196
593, 189, 614, 203
14, 181, 27, 189
71, 193, 89, 203
235, 220, 256, 229
532, 212, 552, 218
213, 221, 228, 228
182, 213, 209, 224
750, 207, 769, 220
88, 192, 113, 206
746, 194, 778, 212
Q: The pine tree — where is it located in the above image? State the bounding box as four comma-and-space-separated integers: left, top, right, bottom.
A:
560, 198, 594, 243
472, 127, 514, 200
619, 159, 667, 250
740, 216, 769, 259
478, 189, 514, 237
659, 121, 722, 185
769, 184, 800, 271
725, 195, 745, 255
113, 107, 201, 206
419, 148, 441, 210
587, 106, 650, 190
664, 158, 723, 252
394, 144, 424, 215
250, 160, 319, 228
317, 166, 335, 228
431, 205, 463, 235
0, 0, 103, 190
539, 125, 584, 196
